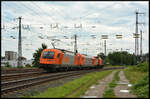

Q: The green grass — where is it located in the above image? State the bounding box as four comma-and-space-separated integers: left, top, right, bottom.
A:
131, 73, 149, 98
103, 70, 120, 98
31, 70, 113, 98
109, 70, 120, 88
124, 67, 146, 84
123, 61, 149, 98
103, 88, 116, 98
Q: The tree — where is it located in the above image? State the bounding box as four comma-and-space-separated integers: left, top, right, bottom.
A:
107, 51, 138, 66
32, 43, 47, 67
97, 52, 105, 60
131, 53, 137, 65
25, 64, 32, 68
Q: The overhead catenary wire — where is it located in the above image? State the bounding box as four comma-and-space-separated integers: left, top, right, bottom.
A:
2, 2, 148, 55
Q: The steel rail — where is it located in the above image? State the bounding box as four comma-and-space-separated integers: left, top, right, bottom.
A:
1, 67, 125, 95
1, 69, 98, 95
2, 68, 45, 74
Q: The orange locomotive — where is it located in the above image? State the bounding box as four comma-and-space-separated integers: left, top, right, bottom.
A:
40, 48, 104, 71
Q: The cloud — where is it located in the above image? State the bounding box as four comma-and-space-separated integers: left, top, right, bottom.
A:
1, 1, 149, 59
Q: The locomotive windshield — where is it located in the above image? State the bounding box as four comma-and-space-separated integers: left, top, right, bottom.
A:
42, 51, 55, 59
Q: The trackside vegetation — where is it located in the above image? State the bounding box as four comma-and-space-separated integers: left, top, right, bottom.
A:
98, 52, 149, 66
32, 43, 47, 67
31, 70, 113, 98
124, 61, 149, 98
103, 70, 120, 98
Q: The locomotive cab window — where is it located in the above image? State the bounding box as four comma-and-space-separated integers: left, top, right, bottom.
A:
43, 51, 55, 59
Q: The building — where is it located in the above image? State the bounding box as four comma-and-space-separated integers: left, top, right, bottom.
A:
1, 51, 33, 67
5, 51, 17, 60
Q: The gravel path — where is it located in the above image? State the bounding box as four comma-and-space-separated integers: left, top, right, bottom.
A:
114, 71, 136, 98
81, 71, 117, 98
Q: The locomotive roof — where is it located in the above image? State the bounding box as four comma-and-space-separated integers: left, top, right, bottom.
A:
51, 48, 94, 58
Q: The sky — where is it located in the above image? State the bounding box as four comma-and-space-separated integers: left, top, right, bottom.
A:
1, 1, 149, 60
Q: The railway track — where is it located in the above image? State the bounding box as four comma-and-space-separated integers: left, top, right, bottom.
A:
1, 67, 125, 96
1, 68, 45, 74
2, 71, 48, 81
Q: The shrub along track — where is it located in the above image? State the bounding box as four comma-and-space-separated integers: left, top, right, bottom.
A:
1, 67, 125, 97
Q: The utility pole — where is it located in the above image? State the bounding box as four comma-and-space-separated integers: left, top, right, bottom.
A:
140, 30, 142, 56
140, 30, 143, 62
135, 10, 145, 56
74, 34, 78, 54
17, 16, 23, 67
104, 40, 106, 56
135, 11, 138, 56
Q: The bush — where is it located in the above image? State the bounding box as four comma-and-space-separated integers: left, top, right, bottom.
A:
5, 62, 12, 68
128, 61, 149, 72
131, 73, 149, 98
25, 64, 32, 68
17, 66, 23, 68
137, 61, 149, 72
